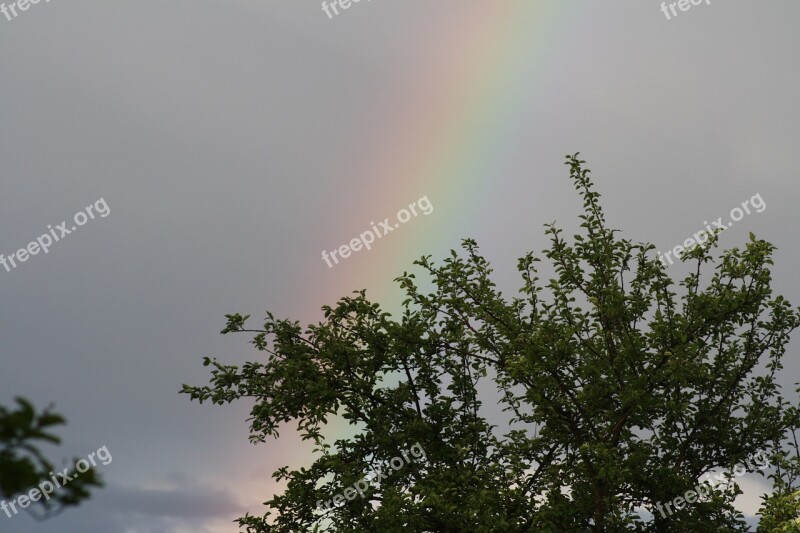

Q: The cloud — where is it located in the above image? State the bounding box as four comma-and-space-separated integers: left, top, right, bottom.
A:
2, 481, 247, 533
104, 482, 247, 520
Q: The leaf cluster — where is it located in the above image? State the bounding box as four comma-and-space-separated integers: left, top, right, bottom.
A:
0, 398, 102, 520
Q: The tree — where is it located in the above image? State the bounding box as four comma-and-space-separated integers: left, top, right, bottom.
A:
758, 428, 800, 532
0, 398, 102, 520
182, 154, 800, 531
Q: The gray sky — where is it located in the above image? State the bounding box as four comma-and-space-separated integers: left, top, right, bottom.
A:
1, 1, 799, 531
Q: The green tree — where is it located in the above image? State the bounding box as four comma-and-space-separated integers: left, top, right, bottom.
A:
183, 154, 800, 532
758, 428, 800, 532
0, 397, 102, 520
758, 491, 800, 533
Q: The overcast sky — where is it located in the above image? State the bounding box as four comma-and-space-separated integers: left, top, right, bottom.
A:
2, 1, 799, 531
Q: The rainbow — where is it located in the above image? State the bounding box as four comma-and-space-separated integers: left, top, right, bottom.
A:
316, 1, 576, 307
310, 1, 579, 437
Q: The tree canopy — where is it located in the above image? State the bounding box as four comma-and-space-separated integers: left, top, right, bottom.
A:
0, 397, 102, 520
183, 155, 800, 532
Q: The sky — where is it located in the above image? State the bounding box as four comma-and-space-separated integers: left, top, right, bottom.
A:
1, 0, 800, 531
